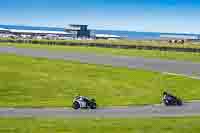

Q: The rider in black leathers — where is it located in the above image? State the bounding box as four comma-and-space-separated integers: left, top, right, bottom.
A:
163, 91, 176, 100
162, 91, 180, 105
75, 95, 90, 105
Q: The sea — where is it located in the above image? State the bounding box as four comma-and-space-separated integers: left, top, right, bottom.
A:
0, 24, 199, 40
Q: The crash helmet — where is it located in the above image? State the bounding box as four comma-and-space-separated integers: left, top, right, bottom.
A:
163, 91, 168, 95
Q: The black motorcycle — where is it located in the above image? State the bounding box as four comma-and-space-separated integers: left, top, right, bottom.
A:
162, 92, 183, 106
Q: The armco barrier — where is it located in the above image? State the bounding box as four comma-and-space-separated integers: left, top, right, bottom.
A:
1, 39, 200, 53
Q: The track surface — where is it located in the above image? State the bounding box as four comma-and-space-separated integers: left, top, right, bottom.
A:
0, 46, 200, 78
0, 102, 200, 118
0, 46, 200, 117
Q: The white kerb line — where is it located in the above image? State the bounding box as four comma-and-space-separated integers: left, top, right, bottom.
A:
162, 72, 200, 80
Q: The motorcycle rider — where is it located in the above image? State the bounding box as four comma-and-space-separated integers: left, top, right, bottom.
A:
162, 91, 177, 104
75, 95, 90, 105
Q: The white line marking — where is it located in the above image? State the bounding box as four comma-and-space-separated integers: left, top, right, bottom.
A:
162, 72, 200, 80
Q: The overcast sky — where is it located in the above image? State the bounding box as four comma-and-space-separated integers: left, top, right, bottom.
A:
0, 0, 200, 33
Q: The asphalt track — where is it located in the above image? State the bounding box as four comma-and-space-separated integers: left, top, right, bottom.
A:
0, 46, 200, 79
0, 102, 200, 118
0, 45, 200, 117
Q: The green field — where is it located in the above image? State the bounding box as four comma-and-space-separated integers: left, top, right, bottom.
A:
0, 53, 200, 107
1, 42, 200, 62
0, 117, 200, 133
1, 38, 200, 48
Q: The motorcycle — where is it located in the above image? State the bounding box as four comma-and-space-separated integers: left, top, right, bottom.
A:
72, 96, 97, 110
163, 93, 183, 106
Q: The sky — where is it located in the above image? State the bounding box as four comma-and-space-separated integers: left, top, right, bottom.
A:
0, 0, 200, 33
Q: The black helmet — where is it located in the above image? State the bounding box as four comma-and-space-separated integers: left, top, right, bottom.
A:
163, 91, 167, 95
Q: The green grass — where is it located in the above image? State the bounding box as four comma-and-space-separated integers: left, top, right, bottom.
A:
0, 53, 200, 107
1, 42, 200, 62
1, 38, 200, 48
0, 117, 200, 133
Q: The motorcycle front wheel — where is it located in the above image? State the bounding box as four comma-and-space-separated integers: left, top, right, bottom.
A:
72, 101, 80, 110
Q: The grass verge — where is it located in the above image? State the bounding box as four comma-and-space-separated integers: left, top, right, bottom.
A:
0, 117, 200, 133
1, 38, 200, 48
0, 53, 200, 107
1, 42, 200, 62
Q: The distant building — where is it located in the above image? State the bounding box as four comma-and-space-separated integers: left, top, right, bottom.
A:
64, 24, 91, 39
9, 29, 72, 36
0, 28, 10, 34
0, 28, 74, 40
0, 24, 123, 40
